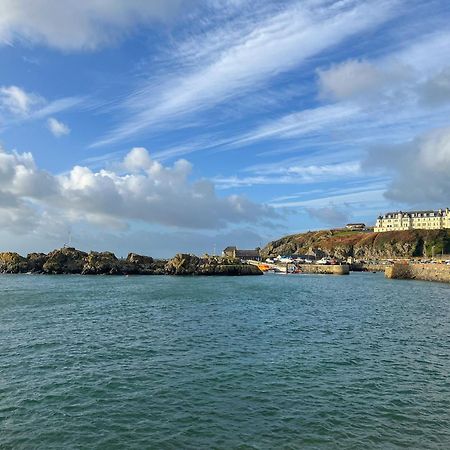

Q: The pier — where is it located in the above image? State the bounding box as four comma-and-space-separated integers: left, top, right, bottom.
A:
248, 260, 349, 275
385, 263, 450, 283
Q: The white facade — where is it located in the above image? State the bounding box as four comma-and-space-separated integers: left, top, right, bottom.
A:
375, 208, 450, 232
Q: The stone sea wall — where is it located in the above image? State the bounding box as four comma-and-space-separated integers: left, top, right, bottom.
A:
350, 263, 391, 272
296, 264, 349, 275
385, 264, 450, 283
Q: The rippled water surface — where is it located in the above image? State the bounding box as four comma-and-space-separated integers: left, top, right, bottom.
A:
1, 273, 449, 449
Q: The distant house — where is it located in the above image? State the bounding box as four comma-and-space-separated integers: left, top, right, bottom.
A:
222, 246, 237, 258
345, 223, 366, 230
222, 246, 261, 261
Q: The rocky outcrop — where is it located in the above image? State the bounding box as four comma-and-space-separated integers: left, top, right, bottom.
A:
165, 253, 262, 276
42, 247, 88, 274
0, 248, 260, 276
0, 252, 28, 273
263, 229, 450, 260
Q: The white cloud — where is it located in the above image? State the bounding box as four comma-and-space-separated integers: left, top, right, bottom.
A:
317, 59, 385, 100
0, 0, 184, 51
365, 126, 450, 205
316, 31, 450, 104
93, 0, 396, 146
0, 85, 43, 116
0, 146, 273, 234
47, 117, 70, 137
0, 85, 84, 132
419, 68, 450, 106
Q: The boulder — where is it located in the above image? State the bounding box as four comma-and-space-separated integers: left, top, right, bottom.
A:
26, 253, 48, 273
82, 251, 121, 275
165, 253, 200, 275
125, 253, 156, 274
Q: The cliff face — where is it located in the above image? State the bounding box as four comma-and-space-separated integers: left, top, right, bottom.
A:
262, 229, 450, 260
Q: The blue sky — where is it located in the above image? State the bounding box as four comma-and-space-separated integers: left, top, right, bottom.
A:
1, 0, 450, 257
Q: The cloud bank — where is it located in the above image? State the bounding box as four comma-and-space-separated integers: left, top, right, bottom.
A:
0, 146, 273, 235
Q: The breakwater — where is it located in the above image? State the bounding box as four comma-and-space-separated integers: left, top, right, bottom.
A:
296, 264, 349, 275
385, 264, 450, 283
350, 263, 391, 272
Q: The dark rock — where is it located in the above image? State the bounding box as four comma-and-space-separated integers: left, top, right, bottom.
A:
26, 253, 48, 273
125, 253, 156, 274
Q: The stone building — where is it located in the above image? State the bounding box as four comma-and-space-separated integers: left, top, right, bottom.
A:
222, 246, 261, 261
375, 208, 450, 232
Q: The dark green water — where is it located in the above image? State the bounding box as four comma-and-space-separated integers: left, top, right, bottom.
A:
0, 273, 449, 449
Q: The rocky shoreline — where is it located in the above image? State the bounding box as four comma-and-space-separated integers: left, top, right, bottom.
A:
0, 247, 262, 276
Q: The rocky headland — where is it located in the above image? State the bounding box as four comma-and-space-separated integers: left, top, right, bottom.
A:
262, 229, 450, 260
0, 247, 262, 276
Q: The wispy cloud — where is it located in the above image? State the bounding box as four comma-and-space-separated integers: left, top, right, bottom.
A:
269, 185, 387, 209
92, 0, 397, 147
214, 161, 361, 188
230, 104, 361, 146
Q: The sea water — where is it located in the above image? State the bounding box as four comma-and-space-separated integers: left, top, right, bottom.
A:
0, 273, 449, 449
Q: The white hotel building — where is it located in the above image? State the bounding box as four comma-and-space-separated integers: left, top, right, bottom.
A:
374, 208, 450, 232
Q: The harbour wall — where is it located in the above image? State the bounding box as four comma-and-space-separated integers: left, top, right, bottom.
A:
350, 263, 390, 272
385, 264, 450, 283
296, 264, 349, 275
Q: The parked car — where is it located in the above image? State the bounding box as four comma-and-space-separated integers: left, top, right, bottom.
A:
317, 258, 330, 265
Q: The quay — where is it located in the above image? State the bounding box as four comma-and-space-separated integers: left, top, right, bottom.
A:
248, 260, 349, 275
385, 263, 450, 283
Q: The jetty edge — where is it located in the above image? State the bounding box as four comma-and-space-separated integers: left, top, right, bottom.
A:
0, 248, 262, 276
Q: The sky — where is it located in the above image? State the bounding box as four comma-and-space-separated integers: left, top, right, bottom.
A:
1, 0, 450, 257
